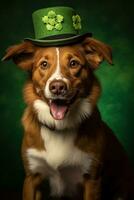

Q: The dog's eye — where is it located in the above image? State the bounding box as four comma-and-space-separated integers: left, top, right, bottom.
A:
70, 60, 80, 68
40, 61, 48, 69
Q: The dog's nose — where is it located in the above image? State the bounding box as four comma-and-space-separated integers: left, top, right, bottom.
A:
49, 80, 67, 96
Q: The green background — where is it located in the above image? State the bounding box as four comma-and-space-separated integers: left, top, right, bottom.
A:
0, 0, 134, 191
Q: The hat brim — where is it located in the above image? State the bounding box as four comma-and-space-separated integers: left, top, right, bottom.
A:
24, 33, 92, 47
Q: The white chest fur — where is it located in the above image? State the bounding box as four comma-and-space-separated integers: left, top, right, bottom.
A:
27, 126, 93, 197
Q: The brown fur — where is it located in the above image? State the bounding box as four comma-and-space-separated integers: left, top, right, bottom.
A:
2, 37, 134, 200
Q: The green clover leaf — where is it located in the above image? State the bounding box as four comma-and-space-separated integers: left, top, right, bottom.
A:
55, 23, 63, 31
72, 15, 76, 21
42, 10, 64, 31
56, 15, 64, 23
48, 18, 56, 26
42, 16, 49, 23
72, 14, 82, 30
73, 23, 81, 30
48, 11, 56, 18
75, 15, 81, 23
46, 24, 54, 31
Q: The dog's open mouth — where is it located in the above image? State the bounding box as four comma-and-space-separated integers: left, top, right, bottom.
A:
49, 93, 78, 120
49, 99, 69, 120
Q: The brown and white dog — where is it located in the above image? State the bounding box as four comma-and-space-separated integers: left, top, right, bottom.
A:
3, 37, 134, 200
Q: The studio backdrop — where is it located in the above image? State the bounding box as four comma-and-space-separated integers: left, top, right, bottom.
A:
0, 0, 134, 191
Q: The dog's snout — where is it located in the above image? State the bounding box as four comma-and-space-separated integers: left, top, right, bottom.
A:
49, 80, 67, 96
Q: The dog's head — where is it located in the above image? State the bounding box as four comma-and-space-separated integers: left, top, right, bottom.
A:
2, 37, 112, 126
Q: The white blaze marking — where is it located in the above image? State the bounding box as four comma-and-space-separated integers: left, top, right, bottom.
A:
48, 47, 62, 80
53, 48, 62, 80
44, 48, 68, 98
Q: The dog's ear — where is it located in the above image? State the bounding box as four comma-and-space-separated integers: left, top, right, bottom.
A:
82, 37, 113, 69
2, 41, 36, 70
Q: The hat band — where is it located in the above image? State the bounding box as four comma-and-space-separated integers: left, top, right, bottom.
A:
40, 33, 76, 40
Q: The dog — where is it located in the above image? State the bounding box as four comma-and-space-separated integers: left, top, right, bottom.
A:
2, 37, 134, 200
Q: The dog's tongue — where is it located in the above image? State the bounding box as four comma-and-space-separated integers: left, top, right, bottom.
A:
50, 101, 68, 120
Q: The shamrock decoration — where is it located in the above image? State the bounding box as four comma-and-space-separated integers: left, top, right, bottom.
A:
42, 10, 64, 31
72, 14, 82, 30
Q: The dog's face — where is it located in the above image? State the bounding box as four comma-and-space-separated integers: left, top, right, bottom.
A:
3, 37, 112, 122
31, 45, 93, 120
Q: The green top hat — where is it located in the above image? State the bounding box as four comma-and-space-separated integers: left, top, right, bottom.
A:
25, 6, 92, 46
